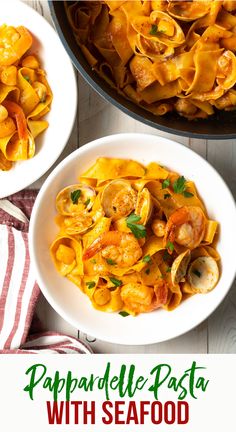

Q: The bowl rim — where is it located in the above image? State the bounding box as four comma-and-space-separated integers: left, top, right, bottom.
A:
0, 1, 77, 198
49, 0, 236, 140
29, 132, 236, 345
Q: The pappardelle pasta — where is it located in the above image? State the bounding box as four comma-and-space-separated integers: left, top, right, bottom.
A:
0, 24, 52, 171
65, 0, 236, 120
50, 157, 220, 316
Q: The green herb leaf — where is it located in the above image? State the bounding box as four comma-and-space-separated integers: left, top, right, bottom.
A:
183, 191, 194, 198
173, 176, 186, 194
164, 193, 171, 199
84, 198, 90, 207
86, 281, 96, 289
24, 75, 30, 82
106, 258, 116, 266
150, 24, 158, 35
109, 277, 122, 287
145, 268, 150, 275
71, 189, 81, 204
166, 267, 171, 273
143, 254, 151, 263
126, 213, 141, 224
193, 269, 201, 278
149, 24, 165, 36
119, 311, 130, 317
162, 179, 170, 189
126, 213, 147, 239
163, 250, 171, 262
166, 241, 174, 252
90, 259, 96, 264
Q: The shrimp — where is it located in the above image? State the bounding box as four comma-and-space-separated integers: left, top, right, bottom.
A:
2, 100, 28, 141
0, 25, 32, 66
164, 206, 206, 251
120, 281, 168, 314
83, 231, 142, 267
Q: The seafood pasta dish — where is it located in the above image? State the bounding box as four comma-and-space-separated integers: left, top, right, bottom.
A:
0, 24, 52, 171
50, 157, 220, 316
65, 0, 236, 120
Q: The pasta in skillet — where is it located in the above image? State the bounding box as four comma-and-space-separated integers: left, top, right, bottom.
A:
50, 157, 220, 316
65, 0, 236, 120
0, 24, 52, 171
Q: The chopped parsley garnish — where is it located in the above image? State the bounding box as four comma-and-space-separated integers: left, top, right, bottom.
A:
166, 241, 174, 252
164, 193, 171, 199
149, 24, 165, 36
24, 75, 30, 82
86, 281, 96, 289
119, 311, 130, 317
84, 198, 90, 207
150, 24, 158, 35
163, 250, 172, 262
193, 269, 201, 278
106, 258, 116, 266
71, 189, 81, 204
143, 254, 151, 263
90, 259, 96, 264
173, 176, 186, 194
162, 179, 170, 189
173, 176, 194, 198
183, 191, 194, 198
126, 213, 147, 239
166, 267, 171, 273
145, 268, 150, 275
109, 277, 122, 287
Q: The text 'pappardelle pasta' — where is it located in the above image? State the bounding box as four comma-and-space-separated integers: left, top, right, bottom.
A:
65, 0, 236, 120
0, 24, 52, 171
50, 157, 220, 316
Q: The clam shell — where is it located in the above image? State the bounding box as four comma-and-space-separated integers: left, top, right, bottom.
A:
168, 1, 211, 22
56, 184, 95, 216
135, 187, 153, 225
188, 256, 219, 293
171, 249, 191, 285
101, 179, 137, 219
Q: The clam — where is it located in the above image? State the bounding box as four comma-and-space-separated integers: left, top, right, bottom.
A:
63, 212, 94, 235
131, 11, 185, 47
171, 250, 191, 285
187, 256, 219, 293
167, 1, 211, 22
56, 184, 96, 216
101, 179, 137, 220
217, 51, 236, 90
135, 187, 153, 225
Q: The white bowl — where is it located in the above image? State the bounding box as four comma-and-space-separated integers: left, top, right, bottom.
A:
0, 0, 77, 198
29, 133, 236, 345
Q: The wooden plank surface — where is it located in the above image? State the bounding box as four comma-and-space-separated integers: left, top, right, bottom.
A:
25, 0, 236, 354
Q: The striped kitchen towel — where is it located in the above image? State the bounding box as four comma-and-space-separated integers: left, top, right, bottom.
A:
0, 191, 92, 354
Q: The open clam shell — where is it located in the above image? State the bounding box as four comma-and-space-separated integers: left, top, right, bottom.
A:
167, 1, 211, 22
171, 249, 191, 285
101, 179, 137, 219
56, 183, 96, 216
188, 256, 219, 293
135, 187, 153, 225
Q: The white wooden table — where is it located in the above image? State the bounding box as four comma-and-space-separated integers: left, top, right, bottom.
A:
26, 0, 236, 354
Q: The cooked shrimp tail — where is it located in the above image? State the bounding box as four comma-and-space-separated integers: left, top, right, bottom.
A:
2, 100, 28, 141
83, 231, 142, 267
164, 206, 206, 251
